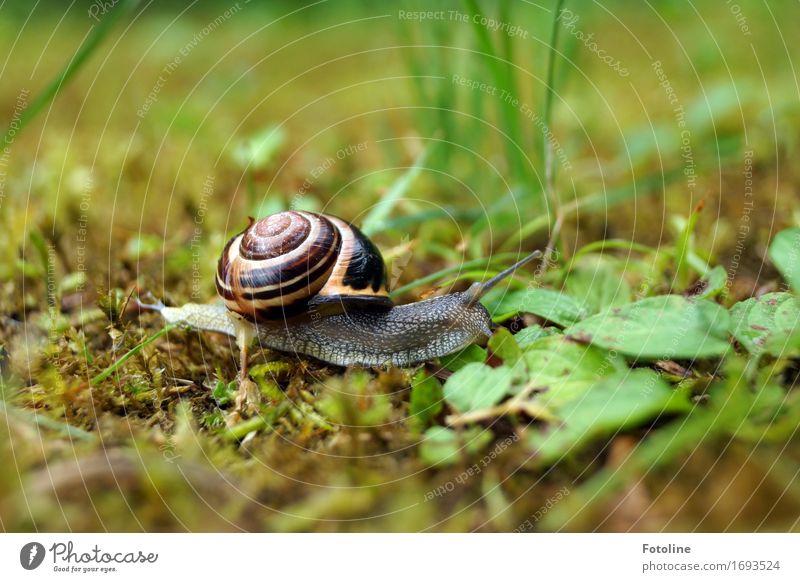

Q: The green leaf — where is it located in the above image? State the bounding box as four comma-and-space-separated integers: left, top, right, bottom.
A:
490, 288, 587, 327
419, 426, 493, 467
769, 227, 800, 293
440, 344, 486, 372
729, 292, 800, 357
443, 363, 514, 413
731, 378, 793, 442
408, 372, 443, 432
698, 265, 728, 299
521, 336, 627, 400
528, 369, 690, 466
488, 327, 523, 366
212, 378, 236, 406
565, 295, 731, 360
513, 325, 560, 348
565, 256, 632, 314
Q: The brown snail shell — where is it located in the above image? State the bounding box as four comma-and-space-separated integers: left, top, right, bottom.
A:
216, 211, 392, 322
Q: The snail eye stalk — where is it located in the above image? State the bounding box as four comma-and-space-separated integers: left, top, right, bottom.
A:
466, 250, 542, 305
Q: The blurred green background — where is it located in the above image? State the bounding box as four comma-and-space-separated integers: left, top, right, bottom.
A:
1, 0, 799, 532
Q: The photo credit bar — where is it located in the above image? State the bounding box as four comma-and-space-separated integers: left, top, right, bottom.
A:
0, 534, 796, 581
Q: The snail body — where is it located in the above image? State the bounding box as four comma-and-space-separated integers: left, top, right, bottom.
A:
152, 211, 539, 369
159, 289, 492, 367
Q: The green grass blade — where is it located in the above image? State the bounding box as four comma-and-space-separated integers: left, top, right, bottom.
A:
0, 400, 94, 441
501, 167, 683, 250
570, 239, 659, 262
361, 144, 430, 236
377, 207, 481, 232
396, 24, 433, 136
673, 201, 704, 291
390, 252, 524, 298
462, 0, 526, 185
2, 0, 140, 144
542, 0, 565, 183
90, 322, 177, 386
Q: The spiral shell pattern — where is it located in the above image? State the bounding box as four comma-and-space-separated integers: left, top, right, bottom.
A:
216, 211, 391, 322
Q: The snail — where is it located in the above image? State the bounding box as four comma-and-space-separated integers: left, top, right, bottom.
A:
141, 211, 539, 411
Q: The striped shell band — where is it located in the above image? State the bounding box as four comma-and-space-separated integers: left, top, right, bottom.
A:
216, 211, 391, 322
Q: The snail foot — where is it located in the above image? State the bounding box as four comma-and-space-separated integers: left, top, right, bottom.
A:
232, 377, 262, 418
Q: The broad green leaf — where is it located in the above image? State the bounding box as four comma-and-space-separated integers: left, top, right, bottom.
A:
528, 369, 690, 466
698, 266, 728, 299
408, 371, 443, 432
769, 227, 800, 293
443, 363, 514, 413
565, 295, 731, 360
490, 287, 587, 327
513, 325, 560, 348
488, 327, 522, 366
565, 256, 632, 314
419, 426, 493, 467
521, 336, 628, 400
729, 292, 800, 357
732, 379, 792, 443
